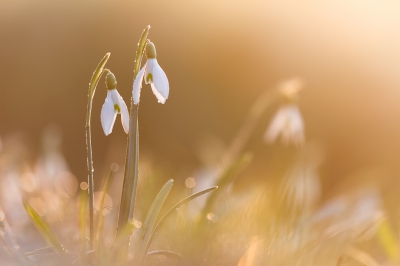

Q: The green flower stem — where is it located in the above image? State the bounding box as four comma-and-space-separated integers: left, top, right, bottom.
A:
85, 107, 95, 251
86, 53, 110, 250
222, 88, 279, 169
115, 25, 150, 258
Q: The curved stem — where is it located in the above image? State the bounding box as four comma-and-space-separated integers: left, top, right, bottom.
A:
86, 55, 110, 250
222, 88, 278, 169
85, 108, 94, 250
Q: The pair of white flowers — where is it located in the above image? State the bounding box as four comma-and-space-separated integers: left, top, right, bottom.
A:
100, 41, 169, 136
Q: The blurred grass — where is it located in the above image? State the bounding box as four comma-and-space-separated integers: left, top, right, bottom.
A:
22, 198, 66, 255
1, 2, 400, 264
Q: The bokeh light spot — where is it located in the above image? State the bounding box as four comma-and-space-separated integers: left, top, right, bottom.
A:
20, 172, 36, 193
185, 177, 196, 188
110, 163, 119, 172
80, 182, 88, 190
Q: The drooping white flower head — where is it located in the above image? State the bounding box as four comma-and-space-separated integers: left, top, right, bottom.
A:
100, 72, 129, 136
264, 104, 305, 146
133, 41, 169, 105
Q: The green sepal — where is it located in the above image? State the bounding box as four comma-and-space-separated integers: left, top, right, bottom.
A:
106, 72, 117, 90
146, 41, 156, 59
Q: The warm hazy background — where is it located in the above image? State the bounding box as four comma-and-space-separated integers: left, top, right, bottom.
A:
1, 0, 400, 199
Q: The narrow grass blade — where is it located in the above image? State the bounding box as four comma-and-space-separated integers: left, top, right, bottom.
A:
146, 186, 218, 253
376, 216, 399, 262
0, 211, 32, 264
95, 164, 117, 250
25, 246, 54, 256
345, 246, 379, 266
147, 250, 183, 261
22, 198, 66, 254
133, 179, 173, 265
71, 250, 96, 265
201, 153, 253, 217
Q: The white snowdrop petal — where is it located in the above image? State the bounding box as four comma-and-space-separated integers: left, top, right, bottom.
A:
133, 65, 146, 105
150, 84, 166, 104
144, 59, 155, 84
118, 94, 130, 134
265, 104, 305, 146
288, 106, 305, 145
152, 59, 169, 100
264, 107, 287, 143
101, 93, 117, 136
109, 89, 120, 104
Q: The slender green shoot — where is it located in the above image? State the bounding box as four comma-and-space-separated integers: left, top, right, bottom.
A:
222, 89, 278, 169
133, 179, 173, 265
86, 53, 111, 250
146, 186, 218, 254
115, 25, 150, 256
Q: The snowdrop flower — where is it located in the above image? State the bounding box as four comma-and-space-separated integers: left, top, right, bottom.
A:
279, 78, 303, 100
264, 104, 305, 146
133, 41, 169, 104
100, 72, 129, 136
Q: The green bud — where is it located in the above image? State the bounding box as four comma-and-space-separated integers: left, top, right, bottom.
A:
106, 72, 117, 90
146, 41, 157, 59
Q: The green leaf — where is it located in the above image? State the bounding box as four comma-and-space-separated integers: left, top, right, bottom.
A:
88, 53, 110, 98
86, 52, 110, 126
133, 179, 173, 265
115, 27, 151, 261
201, 153, 252, 217
146, 186, 218, 253
147, 250, 182, 261
22, 198, 66, 254
134, 25, 150, 76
